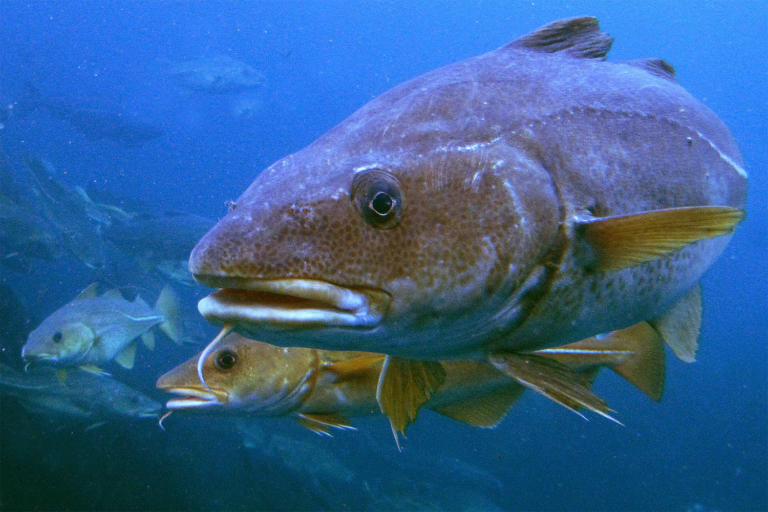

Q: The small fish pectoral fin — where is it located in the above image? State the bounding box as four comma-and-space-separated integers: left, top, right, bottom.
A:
78, 364, 110, 377
297, 413, 356, 436
141, 330, 156, 351
575, 206, 745, 272
649, 283, 702, 363
489, 352, 618, 423
114, 340, 138, 370
376, 356, 447, 444
322, 354, 386, 383
536, 321, 666, 402
430, 384, 525, 428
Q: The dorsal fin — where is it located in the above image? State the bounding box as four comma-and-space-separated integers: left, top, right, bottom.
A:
508, 16, 613, 60
622, 58, 676, 81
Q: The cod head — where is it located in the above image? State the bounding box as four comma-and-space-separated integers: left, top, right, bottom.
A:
156, 332, 318, 414
22, 321, 96, 365
190, 125, 560, 359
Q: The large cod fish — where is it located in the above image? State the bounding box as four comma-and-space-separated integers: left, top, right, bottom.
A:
188, 18, 747, 429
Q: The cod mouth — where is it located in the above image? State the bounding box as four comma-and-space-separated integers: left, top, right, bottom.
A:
194, 277, 391, 330
159, 386, 228, 410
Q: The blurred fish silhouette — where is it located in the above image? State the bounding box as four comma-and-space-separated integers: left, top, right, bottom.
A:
14, 82, 162, 147
105, 209, 214, 286
0, 363, 161, 425
22, 283, 183, 375
166, 55, 265, 94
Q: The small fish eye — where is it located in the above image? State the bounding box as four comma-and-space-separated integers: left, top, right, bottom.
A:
53, 332, 63, 343
351, 169, 405, 229
215, 349, 237, 371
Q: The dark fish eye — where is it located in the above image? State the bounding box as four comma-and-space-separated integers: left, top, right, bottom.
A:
351, 169, 405, 229
53, 332, 63, 343
215, 349, 237, 371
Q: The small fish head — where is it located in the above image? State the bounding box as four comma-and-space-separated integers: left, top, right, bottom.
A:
190, 137, 560, 357
22, 321, 96, 365
157, 333, 316, 414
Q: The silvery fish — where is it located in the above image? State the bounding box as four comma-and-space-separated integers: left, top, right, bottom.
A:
188, 18, 746, 429
0, 363, 161, 423
167, 56, 265, 94
22, 283, 182, 373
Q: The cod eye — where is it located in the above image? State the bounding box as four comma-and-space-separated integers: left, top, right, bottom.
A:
53, 332, 63, 343
215, 349, 237, 371
351, 169, 405, 229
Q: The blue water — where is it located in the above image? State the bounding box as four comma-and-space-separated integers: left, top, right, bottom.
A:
1, 2, 765, 511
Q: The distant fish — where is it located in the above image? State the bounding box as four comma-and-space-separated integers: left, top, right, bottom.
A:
0, 363, 161, 424
188, 17, 747, 432
22, 283, 183, 374
15, 82, 162, 147
167, 56, 265, 94
157, 325, 663, 441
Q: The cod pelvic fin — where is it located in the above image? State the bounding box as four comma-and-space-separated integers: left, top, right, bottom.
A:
377, 357, 447, 446
576, 206, 745, 272
650, 284, 702, 363
489, 352, 618, 423
297, 413, 356, 436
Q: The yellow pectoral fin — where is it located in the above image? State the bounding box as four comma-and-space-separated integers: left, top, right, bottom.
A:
536, 321, 666, 402
376, 356, 447, 444
489, 352, 619, 423
650, 283, 702, 363
429, 384, 525, 428
114, 340, 138, 370
576, 206, 745, 272
297, 413, 356, 436
322, 354, 386, 383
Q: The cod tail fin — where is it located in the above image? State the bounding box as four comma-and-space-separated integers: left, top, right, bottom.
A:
155, 285, 183, 344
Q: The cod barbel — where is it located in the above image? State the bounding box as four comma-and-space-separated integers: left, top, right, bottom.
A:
189, 18, 746, 428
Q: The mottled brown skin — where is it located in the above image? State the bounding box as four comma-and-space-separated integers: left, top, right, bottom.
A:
190, 18, 747, 359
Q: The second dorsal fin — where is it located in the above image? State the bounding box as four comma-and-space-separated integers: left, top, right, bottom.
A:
508, 16, 613, 60
622, 58, 677, 81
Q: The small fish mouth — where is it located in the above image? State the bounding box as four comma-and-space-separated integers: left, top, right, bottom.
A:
160, 387, 228, 409
194, 278, 391, 330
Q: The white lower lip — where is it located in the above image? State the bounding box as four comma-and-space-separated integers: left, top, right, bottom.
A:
196, 279, 389, 330
162, 388, 223, 409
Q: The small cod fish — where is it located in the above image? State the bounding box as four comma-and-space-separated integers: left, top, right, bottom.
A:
22, 283, 182, 373
1, 363, 161, 423
188, 18, 746, 429
157, 324, 664, 441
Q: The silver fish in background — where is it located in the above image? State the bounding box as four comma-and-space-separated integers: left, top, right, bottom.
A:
22, 283, 183, 373
188, 18, 746, 429
0, 363, 161, 424
167, 55, 265, 95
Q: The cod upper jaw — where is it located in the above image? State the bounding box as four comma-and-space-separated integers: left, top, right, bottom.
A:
195, 276, 392, 331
